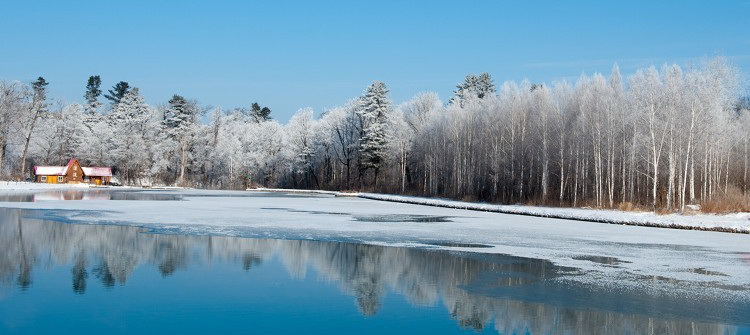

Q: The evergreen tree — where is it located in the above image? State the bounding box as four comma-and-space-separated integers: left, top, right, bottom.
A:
250, 102, 272, 122
163, 95, 196, 133
109, 88, 151, 183
358, 81, 391, 185
109, 88, 149, 125
104, 81, 131, 107
31, 77, 49, 111
450, 72, 495, 106
163, 94, 198, 185
84, 75, 102, 115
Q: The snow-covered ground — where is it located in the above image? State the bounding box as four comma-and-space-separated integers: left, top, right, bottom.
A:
0, 187, 748, 304
254, 188, 750, 234
358, 193, 750, 234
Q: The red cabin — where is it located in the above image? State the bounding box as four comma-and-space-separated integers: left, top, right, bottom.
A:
34, 158, 112, 185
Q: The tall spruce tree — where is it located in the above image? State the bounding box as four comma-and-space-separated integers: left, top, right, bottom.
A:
104, 81, 131, 107
163, 95, 195, 132
358, 81, 391, 185
84, 75, 102, 115
163, 95, 198, 185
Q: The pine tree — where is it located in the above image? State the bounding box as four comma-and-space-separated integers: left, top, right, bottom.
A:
450, 72, 495, 106
84, 75, 102, 115
104, 81, 131, 107
110, 88, 149, 126
32, 77, 49, 110
358, 81, 391, 186
109, 88, 151, 183
250, 102, 272, 122
163, 95, 196, 133
163, 95, 198, 185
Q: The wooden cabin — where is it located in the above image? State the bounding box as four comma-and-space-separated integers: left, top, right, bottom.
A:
34, 158, 112, 185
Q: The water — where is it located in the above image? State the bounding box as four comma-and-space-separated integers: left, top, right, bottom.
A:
0, 208, 748, 334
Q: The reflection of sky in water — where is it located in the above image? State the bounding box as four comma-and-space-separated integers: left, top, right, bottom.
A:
0, 208, 748, 335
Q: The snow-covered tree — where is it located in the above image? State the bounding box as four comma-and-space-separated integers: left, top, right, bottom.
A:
286, 108, 317, 187
104, 81, 131, 107
84, 75, 102, 115
357, 81, 392, 186
109, 88, 152, 183
450, 72, 495, 106
162, 95, 199, 185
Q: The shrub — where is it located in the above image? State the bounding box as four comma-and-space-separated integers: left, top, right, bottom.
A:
701, 186, 750, 213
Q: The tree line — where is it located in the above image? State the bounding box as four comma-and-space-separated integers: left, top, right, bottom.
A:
0, 57, 748, 210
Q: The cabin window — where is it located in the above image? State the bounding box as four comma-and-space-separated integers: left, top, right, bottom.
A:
58, 176, 64, 182
41, 176, 47, 182
73, 172, 77, 177
84, 177, 90, 182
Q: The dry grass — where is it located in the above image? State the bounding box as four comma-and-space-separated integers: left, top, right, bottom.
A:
617, 202, 646, 212
701, 187, 750, 214
461, 194, 479, 202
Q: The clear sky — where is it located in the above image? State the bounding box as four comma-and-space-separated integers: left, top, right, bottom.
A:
1, 0, 748, 121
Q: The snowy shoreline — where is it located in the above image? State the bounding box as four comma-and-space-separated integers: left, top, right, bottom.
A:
1, 182, 747, 234
252, 188, 750, 234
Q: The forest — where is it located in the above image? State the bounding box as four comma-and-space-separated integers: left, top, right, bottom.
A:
0, 57, 748, 211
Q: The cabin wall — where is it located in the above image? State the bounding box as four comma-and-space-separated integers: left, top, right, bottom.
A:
36, 175, 63, 184
65, 160, 84, 183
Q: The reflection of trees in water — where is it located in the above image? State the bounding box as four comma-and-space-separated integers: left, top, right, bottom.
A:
0, 208, 738, 335
71, 251, 87, 294
15, 214, 33, 290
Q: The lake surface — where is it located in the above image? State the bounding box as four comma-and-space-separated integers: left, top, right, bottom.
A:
0, 206, 748, 334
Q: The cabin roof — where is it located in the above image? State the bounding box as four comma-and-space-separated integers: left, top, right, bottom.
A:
34, 166, 67, 176
82, 167, 112, 177
34, 158, 112, 177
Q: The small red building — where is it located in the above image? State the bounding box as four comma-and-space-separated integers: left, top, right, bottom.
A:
34, 158, 112, 185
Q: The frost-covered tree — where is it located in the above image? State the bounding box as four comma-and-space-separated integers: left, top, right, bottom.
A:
109, 88, 152, 183
0, 81, 31, 176
84, 75, 102, 115
19, 77, 48, 179
450, 72, 495, 106
162, 95, 199, 185
286, 108, 317, 187
318, 100, 360, 188
357, 81, 392, 186
56, 103, 87, 162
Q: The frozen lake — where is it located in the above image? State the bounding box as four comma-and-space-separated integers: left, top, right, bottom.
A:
0, 189, 748, 334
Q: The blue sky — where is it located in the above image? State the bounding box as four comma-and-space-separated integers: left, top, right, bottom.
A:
1, 0, 748, 121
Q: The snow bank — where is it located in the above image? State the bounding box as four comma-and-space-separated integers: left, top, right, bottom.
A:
358, 193, 750, 234
251, 187, 360, 197
249, 189, 750, 234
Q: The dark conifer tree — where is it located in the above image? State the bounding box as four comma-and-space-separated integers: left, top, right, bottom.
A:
104, 81, 131, 106
250, 102, 272, 122
84, 75, 102, 115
